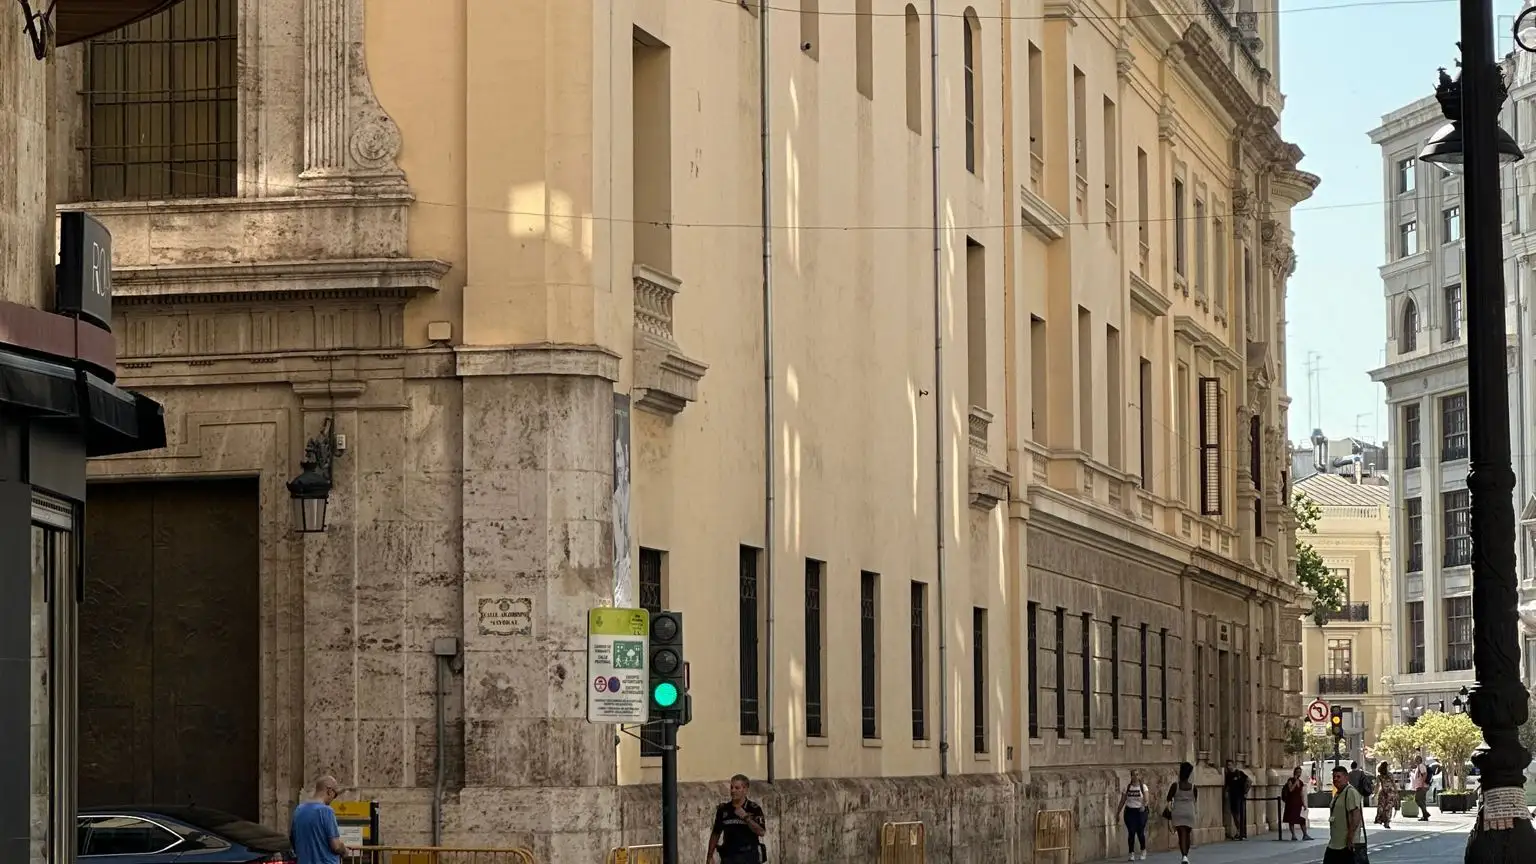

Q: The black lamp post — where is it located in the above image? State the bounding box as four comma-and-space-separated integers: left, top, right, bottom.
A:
1415, 5, 1536, 855
286, 417, 340, 534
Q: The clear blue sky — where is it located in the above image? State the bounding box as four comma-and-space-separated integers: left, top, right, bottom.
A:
1280, 0, 1514, 444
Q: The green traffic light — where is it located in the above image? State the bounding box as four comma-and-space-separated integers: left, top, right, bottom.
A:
653, 681, 680, 708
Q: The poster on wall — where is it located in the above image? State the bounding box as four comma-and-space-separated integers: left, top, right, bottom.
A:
612, 393, 633, 607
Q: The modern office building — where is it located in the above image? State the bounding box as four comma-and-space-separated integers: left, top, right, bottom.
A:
49, 1, 1312, 861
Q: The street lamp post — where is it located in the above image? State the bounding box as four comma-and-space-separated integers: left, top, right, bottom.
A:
1416, 2, 1536, 857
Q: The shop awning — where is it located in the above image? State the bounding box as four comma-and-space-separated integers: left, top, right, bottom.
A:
55, 0, 184, 47
0, 347, 166, 457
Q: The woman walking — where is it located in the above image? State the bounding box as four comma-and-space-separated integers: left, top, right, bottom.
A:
1164, 762, 1198, 864
1281, 766, 1312, 840
1117, 769, 1153, 861
1373, 761, 1399, 828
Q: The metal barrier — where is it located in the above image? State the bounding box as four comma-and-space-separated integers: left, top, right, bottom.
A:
878, 821, 925, 864
605, 845, 662, 864
351, 847, 537, 864
1034, 809, 1073, 864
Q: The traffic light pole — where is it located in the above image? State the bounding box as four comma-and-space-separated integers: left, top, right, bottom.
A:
1332, 735, 1341, 775
661, 719, 679, 864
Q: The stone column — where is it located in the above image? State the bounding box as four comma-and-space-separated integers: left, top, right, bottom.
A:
453, 346, 621, 864
298, 0, 407, 194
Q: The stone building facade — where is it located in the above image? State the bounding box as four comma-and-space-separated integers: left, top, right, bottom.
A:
54, 0, 1312, 862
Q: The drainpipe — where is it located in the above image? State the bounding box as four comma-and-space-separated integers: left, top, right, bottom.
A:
927, 0, 950, 779
759, 0, 777, 785
430, 636, 460, 846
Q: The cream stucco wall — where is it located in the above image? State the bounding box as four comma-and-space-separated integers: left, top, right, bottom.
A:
44, 0, 1317, 861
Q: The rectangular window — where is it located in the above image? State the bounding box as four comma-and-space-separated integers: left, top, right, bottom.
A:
1103, 96, 1118, 220
1441, 392, 1468, 460
963, 15, 978, 173
1139, 359, 1153, 489
1398, 220, 1419, 258
1443, 489, 1472, 567
973, 608, 988, 754
1406, 497, 1424, 572
1078, 307, 1093, 455
967, 239, 988, 410
1444, 284, 1463, 342
800, 0, 819, 60
1031, 316, 1049, 441
1136, 149, 1150, 254
804, 559, 825, 738
1159, 628, 1169, 738
1198, 377, 1223, 516
1398, 157, 1416, 194
1403, 403, 1422, 469
639, 547, 666, 757
1174, 179, 1187, 276
1027, 602, 1040, 738
1139, 623, 1149, 739
632, 34, 674, 272
1333, 567, 1353, 601
905, 6, 922, 133
1080, 612, 1093, 738
1177, 364, 1191, 504
1106, 326, 1123, 469
860, 571, 879, 739
1250, 416, 1264, 538
1110, 616, 1122, 738
1446, 595, 1473, 672
1406, 600, 1426, 673
739, 546, 762, 736
1055, 607, 1068, 736
1072, 67, 1087, 178
1326, 638, 1354, 676
1213, 216, 1228, 313
1443, 205, 1461, 242
83, 0, 240, 201
855, 0, 873, 99
1194, 645, 1205, 749
911, 581, 928, 740
1027, 43, 1043, 165
1194, 198, 1208, 296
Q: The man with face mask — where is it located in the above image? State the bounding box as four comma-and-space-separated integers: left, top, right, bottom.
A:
707, 774, 767, 864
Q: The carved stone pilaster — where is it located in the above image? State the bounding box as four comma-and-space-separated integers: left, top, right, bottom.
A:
300, 0, 408, 195
1158, 98, 1182, 143
1116, 28, 1135, 80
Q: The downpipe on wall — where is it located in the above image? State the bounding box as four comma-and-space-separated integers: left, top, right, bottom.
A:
759, 0, 778, 785
430, 637, 460, 846
927, 0, 950, 780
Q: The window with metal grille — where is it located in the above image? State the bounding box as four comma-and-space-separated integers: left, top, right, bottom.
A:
1406, 497, 1424, 572
1027, 602, 1040, 738
1445, 595, 1473, 672
1403, 404, 1422, 469
83, 0, 239, 201
860, 571, 879, 739
1080, 612, 1093, 737
1198, 377, 1223, 516
1054, 607, 1067, 737
1110, 616, 1121, 739
805, 559, 825, 738
1442, 489, 1471, 567
1406, 601, 1426, 674
911, 581, 928, 741
972, 607, 987, 754
1441, 392, 1468, 461
1139, 359, 1153, 489
1444, 283, 1463, 342
639, 547, 665, 757
739, 546, 762, 736
1159, 628, 1169, 738
1139, 623, 1149, 739
1249, 415, 1262, 537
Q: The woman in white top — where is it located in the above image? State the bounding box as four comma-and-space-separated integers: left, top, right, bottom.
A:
1116, 769, 1153, 861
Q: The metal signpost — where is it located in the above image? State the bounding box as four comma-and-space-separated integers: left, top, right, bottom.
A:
587, 608, 650, 724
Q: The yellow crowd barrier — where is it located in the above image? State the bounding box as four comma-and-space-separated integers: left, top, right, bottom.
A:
606, 845, 663, 864
879, 821, 926, 864
350, 847, 536, 864
1034, 809, 1074, 864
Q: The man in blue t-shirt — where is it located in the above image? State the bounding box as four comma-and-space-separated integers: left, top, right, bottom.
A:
291, 775, 348, 864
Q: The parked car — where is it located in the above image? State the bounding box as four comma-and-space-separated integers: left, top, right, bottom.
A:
78, 805, 294, 863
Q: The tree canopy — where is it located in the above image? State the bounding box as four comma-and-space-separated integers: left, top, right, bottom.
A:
1292, 491, 1346, 625
1372, 723, 1421, 771
1414, 710, 1483, 791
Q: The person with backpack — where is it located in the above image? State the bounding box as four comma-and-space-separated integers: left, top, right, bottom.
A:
1116, 768, 1153, 861
1348, 761, 1374, 799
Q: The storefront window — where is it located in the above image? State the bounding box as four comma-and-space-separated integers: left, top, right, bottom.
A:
31, 496, 76, 864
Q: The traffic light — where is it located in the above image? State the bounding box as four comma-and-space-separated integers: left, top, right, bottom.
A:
1329, 705, 1344, 739
649, 610, 687, 722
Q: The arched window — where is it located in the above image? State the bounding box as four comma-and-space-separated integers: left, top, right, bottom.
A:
1401, 298, 1420, 352
963, 10, 981, 173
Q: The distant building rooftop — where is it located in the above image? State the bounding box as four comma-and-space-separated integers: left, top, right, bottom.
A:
1294, 472, 1391, 507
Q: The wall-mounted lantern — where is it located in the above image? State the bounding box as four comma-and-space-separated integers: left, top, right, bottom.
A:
287, 418, 340, 534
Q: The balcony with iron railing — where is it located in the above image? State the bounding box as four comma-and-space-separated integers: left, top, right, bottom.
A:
1320, 603, 1370, 624
1317, 674, 1369, 696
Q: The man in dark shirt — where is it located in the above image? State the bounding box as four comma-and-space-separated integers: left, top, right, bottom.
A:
708, 774, 767, 864
1223, 760, 1250, 840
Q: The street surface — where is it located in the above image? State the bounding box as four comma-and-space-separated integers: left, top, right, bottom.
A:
1088, 808, 1474, 864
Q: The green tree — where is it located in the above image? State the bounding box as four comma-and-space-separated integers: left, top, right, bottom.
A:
1293, 491, 1347, 625
1414, 710, 1484, 791
1305, 728, 1338, 765
1372, 723, 1422, 771
1283, 722, 1309, 759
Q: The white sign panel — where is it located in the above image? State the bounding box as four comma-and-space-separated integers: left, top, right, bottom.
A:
587, 607, 650, 723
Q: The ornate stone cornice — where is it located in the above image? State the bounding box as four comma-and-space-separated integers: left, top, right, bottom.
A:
1158, 98, 1182, 143
1116, 28, 1136, 80
111, 258, 450, 306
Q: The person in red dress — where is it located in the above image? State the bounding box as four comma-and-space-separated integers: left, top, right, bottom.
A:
1282, 766, 1312, 841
